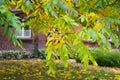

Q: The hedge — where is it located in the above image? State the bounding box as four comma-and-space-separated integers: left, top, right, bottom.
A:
0, 49, 46, 59
76, 48, 120, 68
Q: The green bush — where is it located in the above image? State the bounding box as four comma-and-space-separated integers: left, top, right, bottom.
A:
0, 50, 33, 59
76, 48, 120, 68
0, 48, 46, 59
38, 48, 46, 59
31, 48, 46, 59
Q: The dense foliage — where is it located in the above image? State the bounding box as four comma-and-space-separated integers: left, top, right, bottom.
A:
0, 49, 45, 59
76, 48, 120, 68
0, 0, 22, 47
0, 0, 120, 74
0, 50, 32, 59
0, 60, 120, 80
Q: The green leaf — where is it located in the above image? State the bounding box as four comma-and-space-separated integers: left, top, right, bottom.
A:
25, 1, 33, 11
101, 0, 106, 9
0, 0, 5, 6
46, 53, 52, 61
0, 17, 4, 26
88, 29, 97, 42
0, 5, 6, 13
94, 0, 106, 9
111, 34, 120, 48
13, 20, 21, 33
98, 33, 107, 44
53, 0, 58, 5
51, 10, 57, 18
58, 1, 67, 11
6, 11, 13, 23
95, 0, 100, 8
80, 15, 87, 22
12, 35, 17, 46
63, 15, 78, 26
7, 13, 21, 33
89, 54, 98, 66
2, 24, 8, 35
107, 16, 120, 25
16, 39, 23, 49
86, 7, 90, 13
8, 28, 13, 40
81, 54, 89, 68
105, 41, 111, 49
47, 59, 56, 74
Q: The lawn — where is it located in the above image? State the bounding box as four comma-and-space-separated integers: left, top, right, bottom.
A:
0, 59, 120, 80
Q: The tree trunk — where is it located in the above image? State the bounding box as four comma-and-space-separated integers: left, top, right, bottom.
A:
33, 36, 39, 58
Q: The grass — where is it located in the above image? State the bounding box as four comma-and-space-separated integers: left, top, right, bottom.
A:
0, 59, 120, 80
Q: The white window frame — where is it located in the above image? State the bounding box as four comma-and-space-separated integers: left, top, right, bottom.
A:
16, 26, 31, 39
108, 38, 112, 42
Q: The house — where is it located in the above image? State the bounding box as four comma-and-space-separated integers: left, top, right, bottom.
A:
0, 9, 119, 51
0, 27, 47, 51
0, 25, 98, 51
0, 9, 47, 51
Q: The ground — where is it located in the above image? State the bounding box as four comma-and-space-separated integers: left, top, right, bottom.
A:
0, 59, 120, 80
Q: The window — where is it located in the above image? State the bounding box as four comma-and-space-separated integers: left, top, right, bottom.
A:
108, 37, 112, 42
16, 25, 31, 39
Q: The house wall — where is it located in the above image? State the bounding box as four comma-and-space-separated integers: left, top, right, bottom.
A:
18, 33, 47, 51
0, 27, 47, 51
1, 9, 119, 51
0, 27, 119, 51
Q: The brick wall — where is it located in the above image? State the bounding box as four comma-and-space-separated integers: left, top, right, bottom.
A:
0, 27, 47, 51
0, 27, 18, 50
0, 27, 119, 51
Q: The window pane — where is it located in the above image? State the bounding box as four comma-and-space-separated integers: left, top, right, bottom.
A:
16, 24, 31, 38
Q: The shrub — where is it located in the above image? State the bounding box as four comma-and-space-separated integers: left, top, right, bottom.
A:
38, 48, 46, 59
0, 50, 33, 59
75, 48, 120, 68
0, 48, 47, 59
